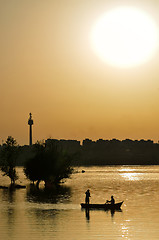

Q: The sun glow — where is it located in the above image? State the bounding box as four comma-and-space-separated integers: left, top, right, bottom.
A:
120, 172, 142, 181
91, 7, 159, 68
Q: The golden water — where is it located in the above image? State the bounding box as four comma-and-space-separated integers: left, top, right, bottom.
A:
0, 166, 159, 240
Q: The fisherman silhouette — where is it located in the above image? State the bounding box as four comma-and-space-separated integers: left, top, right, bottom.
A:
85, 189, 91, 204
107, 195, 115, 205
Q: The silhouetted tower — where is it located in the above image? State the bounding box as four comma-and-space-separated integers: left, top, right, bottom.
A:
28, 113, 34, 145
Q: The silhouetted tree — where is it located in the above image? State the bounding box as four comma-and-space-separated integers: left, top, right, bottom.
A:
0, 136, 19, 184
24, 143, 73, 188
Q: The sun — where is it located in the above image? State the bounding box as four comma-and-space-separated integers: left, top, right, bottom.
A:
91, 7, 159, 68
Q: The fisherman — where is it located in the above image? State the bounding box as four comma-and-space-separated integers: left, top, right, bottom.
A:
106, 195, 115, 205
85, 189, 91, 204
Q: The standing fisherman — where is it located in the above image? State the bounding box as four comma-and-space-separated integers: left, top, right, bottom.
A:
85, 189, 91, 204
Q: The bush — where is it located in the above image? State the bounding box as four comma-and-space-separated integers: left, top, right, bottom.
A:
0, 136, 19, 184
24, 143, 73, 188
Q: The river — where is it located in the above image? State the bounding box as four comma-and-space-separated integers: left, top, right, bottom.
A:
0, 166, 159, 240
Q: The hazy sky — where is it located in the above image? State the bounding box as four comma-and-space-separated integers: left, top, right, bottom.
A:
1, 0, 159, 145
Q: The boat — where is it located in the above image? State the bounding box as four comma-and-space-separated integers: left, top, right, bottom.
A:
81, 201, 123, 210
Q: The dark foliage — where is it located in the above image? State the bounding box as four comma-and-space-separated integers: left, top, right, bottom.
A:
0, 136, 19, 184
24, 143, 73, 187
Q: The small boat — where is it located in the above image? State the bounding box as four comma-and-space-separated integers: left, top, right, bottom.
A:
81, 201, 123, 210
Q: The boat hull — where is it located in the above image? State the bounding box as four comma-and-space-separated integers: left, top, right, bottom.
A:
81, 201, 123, 210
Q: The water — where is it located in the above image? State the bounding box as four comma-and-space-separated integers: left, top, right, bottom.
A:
0, 166, 159, 240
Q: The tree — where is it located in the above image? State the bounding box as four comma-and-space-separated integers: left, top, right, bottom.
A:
0, 136, 19, 184
24, 143, 73, 188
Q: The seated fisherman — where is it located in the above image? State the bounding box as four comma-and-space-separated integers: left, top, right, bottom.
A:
106, 195, 115, 205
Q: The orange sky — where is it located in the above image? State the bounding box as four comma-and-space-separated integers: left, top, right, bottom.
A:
1, 0, 159, 145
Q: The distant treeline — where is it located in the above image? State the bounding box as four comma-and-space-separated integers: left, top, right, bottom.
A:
7, 138, 159, 166
0, 136, 73, 187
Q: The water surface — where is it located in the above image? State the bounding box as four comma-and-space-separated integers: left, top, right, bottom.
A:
0, 166, 159, 240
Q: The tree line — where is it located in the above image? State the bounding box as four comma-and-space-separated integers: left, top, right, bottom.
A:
1, 136, 159, 187
0, 136, 73, 188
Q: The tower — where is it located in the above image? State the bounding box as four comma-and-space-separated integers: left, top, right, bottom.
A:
28, 113, 34, 145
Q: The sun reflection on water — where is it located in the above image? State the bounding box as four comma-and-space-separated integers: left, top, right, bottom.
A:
119, 168, 143, 181
120, 172, 143, 181
120, 221, 131, 239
